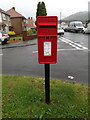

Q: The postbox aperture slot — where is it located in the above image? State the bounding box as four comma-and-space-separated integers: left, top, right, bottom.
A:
39, 25, 56, 28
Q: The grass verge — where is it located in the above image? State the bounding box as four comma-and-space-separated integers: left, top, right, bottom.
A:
2, 75, 88, 118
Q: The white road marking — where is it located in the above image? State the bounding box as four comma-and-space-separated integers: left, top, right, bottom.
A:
59, 37, 88, 50
57, 48, 87, 51
0, 54, 3, 56
33, 51, 38, 53
60, 38, 80, 49
33, 37, 88, 54
33, 48, 87, 54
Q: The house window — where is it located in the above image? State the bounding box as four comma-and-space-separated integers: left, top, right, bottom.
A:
2, 14, 6, 20
8, 16, 10, 21
23, 19, 27, 23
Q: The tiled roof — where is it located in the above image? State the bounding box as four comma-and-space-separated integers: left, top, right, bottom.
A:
28, 18, 34, 23
27, 17, 35, 28
0, 8, 10, 16
6, 7, 25, 18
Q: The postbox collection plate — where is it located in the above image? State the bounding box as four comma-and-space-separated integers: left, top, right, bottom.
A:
44, 41, 51, 56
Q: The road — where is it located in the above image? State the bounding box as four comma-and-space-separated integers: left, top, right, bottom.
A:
2, 32, 88, 84
64, 32, 88, 48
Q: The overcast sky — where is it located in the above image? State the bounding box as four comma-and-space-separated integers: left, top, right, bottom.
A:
0, 0, 89, 20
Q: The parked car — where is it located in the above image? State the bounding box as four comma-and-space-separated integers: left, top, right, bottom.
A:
64, 26, 70, 32
83, 23, 90, 34
69, 21, 85, 33
0, 31, 9, 45
58, 27, 64, 35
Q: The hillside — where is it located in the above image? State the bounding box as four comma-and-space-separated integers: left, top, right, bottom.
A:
62, 11, 88, 22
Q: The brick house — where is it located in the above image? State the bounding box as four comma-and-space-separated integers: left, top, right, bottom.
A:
27, 17, 36, 30
0, 8, 11, 32
7, 7, 27, 34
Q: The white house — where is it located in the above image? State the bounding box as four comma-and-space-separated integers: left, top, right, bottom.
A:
0, 8, 11, 32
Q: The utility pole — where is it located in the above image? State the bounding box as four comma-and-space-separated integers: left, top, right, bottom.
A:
60, 12, 61, 27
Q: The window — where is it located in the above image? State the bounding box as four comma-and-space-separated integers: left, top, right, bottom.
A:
2, 14, 6, 20
23, 19, 26, 23
8, 16, 10, 21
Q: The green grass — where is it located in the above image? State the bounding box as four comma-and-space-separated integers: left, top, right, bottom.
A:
2, 75, 88, 118
10, 36, 22, 41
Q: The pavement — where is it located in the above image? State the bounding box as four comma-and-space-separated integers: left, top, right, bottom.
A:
0, 39, 37, 49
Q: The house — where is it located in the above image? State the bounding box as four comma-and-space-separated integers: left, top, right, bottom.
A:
0, 8, 11, 32
27, 17, 36, 30
7, 7, 27, 34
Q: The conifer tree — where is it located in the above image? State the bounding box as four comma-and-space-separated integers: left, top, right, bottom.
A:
36, 1, 47, 26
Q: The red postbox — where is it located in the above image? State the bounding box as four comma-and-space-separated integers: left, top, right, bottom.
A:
37, 16, 58, 64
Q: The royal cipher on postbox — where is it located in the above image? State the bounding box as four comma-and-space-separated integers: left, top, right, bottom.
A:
37, 16, 58, 64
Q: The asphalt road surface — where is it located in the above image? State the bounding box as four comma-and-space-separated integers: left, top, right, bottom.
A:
2, 32, 88, 84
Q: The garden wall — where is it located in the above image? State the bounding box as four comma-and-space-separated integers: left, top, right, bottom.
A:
22, 31, 37, 41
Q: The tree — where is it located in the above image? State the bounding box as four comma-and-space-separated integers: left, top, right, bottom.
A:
36, 1, 47, 26
36, 2, 42, 18
41, 2, 47, 16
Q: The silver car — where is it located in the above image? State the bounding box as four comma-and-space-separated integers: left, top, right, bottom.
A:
0, 31, 9, 45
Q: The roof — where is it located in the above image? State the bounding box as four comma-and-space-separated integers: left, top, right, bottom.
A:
28, 17, 34, 23
6, 7, 25, 18
0, 8, 10, 16
27, 17, 35, 28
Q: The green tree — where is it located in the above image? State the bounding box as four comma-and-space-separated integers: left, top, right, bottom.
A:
36, 2, 42, 18
36, 1, 47, 26
41, 1, 47, 16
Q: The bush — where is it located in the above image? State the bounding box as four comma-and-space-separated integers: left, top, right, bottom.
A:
28, 28, 33, 36
7, 31, 16, 36
32, 29, 36, 33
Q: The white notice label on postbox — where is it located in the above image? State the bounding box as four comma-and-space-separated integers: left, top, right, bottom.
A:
44, 42, 51, 56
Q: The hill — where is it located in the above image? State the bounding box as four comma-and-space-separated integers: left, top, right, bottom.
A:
62, 11, 88, 23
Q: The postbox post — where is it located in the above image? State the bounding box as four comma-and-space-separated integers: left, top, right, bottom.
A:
45, 63, 50, 104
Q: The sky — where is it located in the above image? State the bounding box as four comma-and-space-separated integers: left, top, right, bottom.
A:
0, 0, 89, 21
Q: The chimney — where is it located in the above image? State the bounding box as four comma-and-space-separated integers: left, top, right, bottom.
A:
12, 7, 15, 10
28, 17, 30, 19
